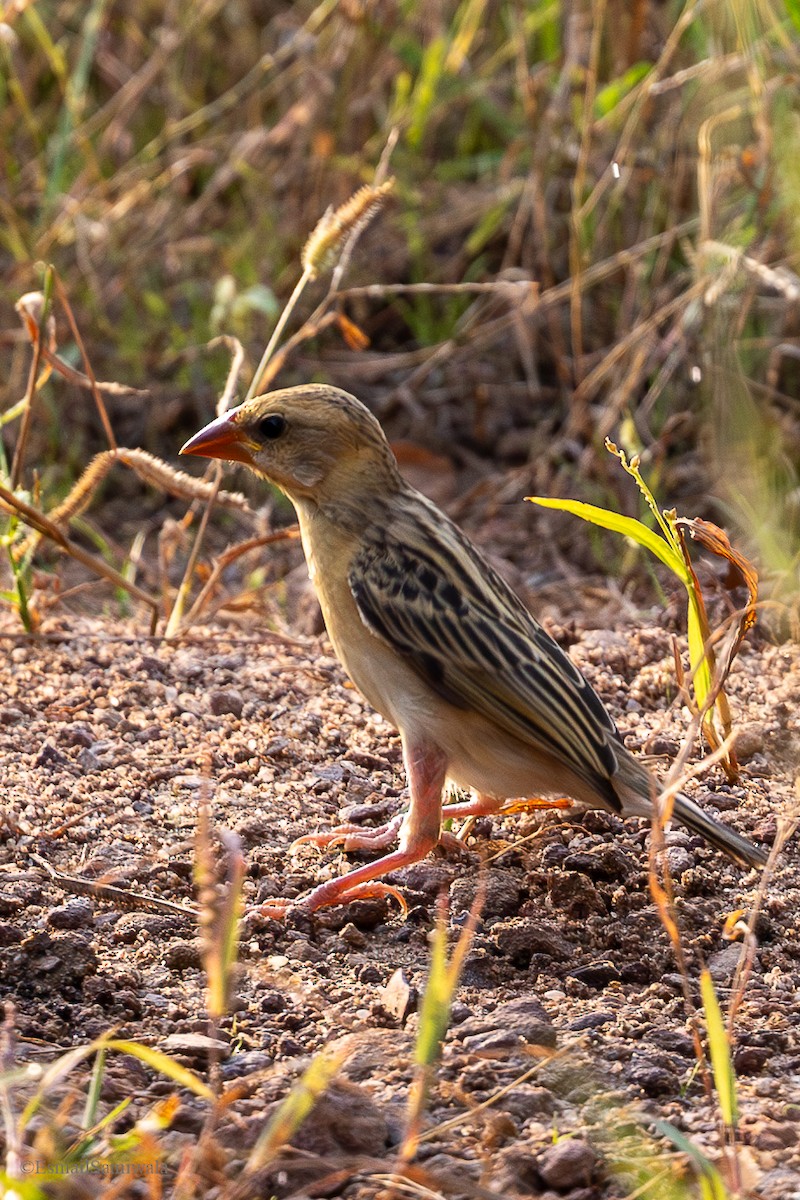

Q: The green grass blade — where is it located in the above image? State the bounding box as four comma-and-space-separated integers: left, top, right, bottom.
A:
527, 496, 688, 578
654, 1121, 730, 1198
700, 970, 738, 1129
106, 1040, 215, 1100
247, 1046, 345, 1170
686, 593, 713, 713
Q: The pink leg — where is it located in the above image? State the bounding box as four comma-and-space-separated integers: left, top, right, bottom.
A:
442, 793, 505, 819
253, 739, 448, 918
439, 792, 573, 847
442, 793, 572, 819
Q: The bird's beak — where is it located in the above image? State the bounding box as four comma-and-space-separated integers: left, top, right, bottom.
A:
180, 411, 256, 466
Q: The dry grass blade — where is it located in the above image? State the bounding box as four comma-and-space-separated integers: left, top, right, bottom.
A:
0, 480, 159, 624
165, 461, 222, 637
302, 179, 395, 281
246, 176, 395, 399
727, 803, 799, 1033
53, 273, 118, 452
11, 281, 54, 489
195, 806, 245, 1025
18, 447, 249, 558
400, 885, 484, 1163
181, 527, 300, 628
105, 1040, 214, 1101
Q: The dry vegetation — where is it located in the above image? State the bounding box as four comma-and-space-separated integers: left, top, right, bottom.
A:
1, 1, 800, 1197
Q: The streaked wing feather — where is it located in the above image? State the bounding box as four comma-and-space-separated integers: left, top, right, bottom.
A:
349, 497, 622, 801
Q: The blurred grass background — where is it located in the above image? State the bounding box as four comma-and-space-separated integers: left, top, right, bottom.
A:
2, 0, 800, 606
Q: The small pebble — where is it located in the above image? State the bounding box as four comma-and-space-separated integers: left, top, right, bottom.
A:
537, 1139, 595, 1190
46, 899, 95, 930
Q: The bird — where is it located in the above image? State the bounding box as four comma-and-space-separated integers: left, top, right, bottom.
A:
180, 384, 767, 915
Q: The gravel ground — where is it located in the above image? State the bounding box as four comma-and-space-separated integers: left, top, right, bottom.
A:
0, 610, 798, 1198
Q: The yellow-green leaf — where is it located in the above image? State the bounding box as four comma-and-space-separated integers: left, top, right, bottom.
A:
107, 1040, 215, 1101
526, 496, 688, 579
700, 970, 738, 1129
686, 596, 712, 705
248, 1047, 345, 1170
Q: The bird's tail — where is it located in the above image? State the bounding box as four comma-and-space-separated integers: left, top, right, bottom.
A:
670, 791, 767, 869
613, 753, 767, 869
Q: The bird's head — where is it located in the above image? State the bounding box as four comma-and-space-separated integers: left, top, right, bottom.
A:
180, 384, 402, 510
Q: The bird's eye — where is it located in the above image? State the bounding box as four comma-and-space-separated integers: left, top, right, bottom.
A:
257, 414, 287, 440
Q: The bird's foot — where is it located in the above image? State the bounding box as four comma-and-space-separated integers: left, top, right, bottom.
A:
246, 878, 409, 922
441, 795, 572, 821
291, 813, 404, 854
441, 794, 572, 843
498, 796, 572, 815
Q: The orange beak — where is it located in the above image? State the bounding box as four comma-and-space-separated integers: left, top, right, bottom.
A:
180, 411, 256, 466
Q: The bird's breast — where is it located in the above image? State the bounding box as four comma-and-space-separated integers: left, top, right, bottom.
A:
297, 511, 431, 729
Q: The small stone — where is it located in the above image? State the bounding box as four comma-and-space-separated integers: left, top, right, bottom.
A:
462, 1029, 524, 1055
77, 748, 103, 773
629, 1060, 678, 1097
547, 871, 607, 918
46, 899, 95, 930
708, 943, 745, 982
0, 893, 24, 916
219, 1050, 273, 1079
666, 847, 694, 875
735, 723, 765, 760
290, 940, 324, 963
357, 964, 382, 985
651, 1029, 695, 1057
162, 1032, 230, 1059
569, 1011, 615, 1031
259, 990, 287, 1013
378, 968, 416, 1022
35, 740, 68, 767
456, 997, 557, 1049
537, 1138, 595, 1190
164, 940, 204, 971
733, 1044, 771, 1074
338, 921, 367, 948
63, 723, 96, 748
499, 1084, 557, 1119
209, 689, 244, 718
493, 918, 573, 963
569, 960, 620, 988
0, 922, 24, 946
563, 843, 635, 880
450, 869, 523, 918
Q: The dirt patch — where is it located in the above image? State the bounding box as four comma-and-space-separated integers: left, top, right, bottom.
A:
0, 612, 797, 1197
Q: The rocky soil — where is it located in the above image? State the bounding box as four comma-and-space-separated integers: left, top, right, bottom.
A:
0, 609, 797, 1198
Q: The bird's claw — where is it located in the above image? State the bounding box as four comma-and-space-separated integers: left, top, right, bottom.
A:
291, 813, 404, 854
245, 879, 408, 922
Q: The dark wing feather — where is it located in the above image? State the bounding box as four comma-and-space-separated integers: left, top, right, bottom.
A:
349, 493, 623, 804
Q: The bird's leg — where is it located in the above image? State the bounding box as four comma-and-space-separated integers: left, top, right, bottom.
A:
441, 792, 573, 843
442, 793, 572, 819
253, 740, 448, 918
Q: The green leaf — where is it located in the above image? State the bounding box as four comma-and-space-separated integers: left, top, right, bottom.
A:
248, 1047, 345, 1169
526, 496, 688, 579
686, 595, 713, 713
415, 916, 453, 1068
654, 1121, 730, 1198
700, 970, 738, 1129
106, 1040, 215, 1100
595, 62, 651, 116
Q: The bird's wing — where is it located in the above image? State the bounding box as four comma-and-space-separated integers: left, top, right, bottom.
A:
349, 503, 622, 799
